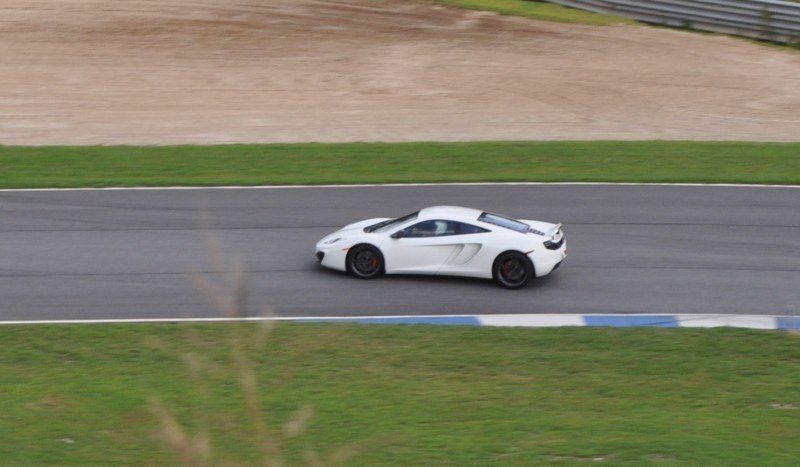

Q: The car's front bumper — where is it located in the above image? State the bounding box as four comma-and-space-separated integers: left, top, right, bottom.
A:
314, 241, 350, 272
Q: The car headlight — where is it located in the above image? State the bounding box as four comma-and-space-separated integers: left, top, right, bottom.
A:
322, 237, 343, 245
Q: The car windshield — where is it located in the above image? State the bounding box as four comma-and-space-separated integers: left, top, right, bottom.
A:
364, 211, 419, 233
477, 211, 530, 234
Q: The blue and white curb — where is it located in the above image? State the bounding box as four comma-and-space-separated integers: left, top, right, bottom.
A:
2, 314, 799, 330
298, 314, 798, 330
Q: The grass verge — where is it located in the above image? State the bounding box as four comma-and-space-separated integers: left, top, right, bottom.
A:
429, 0, 632, 25
2, 323, 799, 465
1, 141, 799, 188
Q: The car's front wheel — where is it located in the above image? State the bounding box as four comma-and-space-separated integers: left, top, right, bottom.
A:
346, 244, 384, 279
493, 251, 534, 289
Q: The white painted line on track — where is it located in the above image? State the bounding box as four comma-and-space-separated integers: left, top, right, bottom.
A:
1, 182, 799, 192
0, 316, 459, 326
0, 317, 290, 325
0, 315, 481, 325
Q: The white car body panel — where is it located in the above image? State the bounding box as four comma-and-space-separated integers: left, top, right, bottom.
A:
315, 206, 566, 285
381, 236, 463, 274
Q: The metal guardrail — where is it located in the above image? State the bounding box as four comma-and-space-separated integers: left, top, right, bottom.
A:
547, 0, 800, 43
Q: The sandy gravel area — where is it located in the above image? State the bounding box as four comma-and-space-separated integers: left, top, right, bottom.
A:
1, 0, 799, 145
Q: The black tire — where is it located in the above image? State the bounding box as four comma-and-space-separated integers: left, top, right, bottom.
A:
346, 244, 385, 279
493, 251, 534, 289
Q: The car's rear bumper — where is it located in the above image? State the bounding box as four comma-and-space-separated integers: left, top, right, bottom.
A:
531, 241, 566, 277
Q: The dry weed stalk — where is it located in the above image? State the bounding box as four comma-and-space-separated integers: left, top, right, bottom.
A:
148, 229, 356, 466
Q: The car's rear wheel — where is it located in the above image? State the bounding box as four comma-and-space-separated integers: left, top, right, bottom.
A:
346, 244, 384, 279
493, 252, 534, 289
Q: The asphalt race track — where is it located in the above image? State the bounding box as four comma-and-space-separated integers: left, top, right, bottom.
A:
1, 184, 798, 322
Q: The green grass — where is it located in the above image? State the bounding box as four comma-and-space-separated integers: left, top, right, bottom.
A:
1, 141, 799, 188
2, 323, 800, 465
429, 0, 632, 25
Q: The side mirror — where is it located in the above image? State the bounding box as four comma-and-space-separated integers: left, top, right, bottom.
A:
390, 230, 407, 239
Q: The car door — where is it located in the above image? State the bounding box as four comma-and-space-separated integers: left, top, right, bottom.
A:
382, 220, 461, 274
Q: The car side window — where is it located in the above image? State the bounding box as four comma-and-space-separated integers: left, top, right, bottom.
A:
404, 220, 449, 237
453, 222, 489, 235
402, 220, 487, 238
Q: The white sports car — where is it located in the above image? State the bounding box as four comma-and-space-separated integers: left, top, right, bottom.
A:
315, 206, 566, 289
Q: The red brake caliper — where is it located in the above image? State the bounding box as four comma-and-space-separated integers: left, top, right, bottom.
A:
502, 261, 512, 277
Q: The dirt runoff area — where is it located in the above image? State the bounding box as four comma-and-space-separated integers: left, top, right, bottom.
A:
1, 0, 799, 145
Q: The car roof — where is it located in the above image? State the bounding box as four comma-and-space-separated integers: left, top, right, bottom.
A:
418, 206, 484, 222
